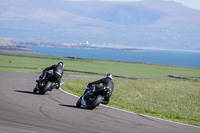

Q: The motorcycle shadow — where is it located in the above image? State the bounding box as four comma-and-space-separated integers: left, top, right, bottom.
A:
14, 90, 42, 95
59, 104, 89, 110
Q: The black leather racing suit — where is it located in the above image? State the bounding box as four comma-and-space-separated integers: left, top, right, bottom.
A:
44, 64, 63, 86
88, 77, 114, 105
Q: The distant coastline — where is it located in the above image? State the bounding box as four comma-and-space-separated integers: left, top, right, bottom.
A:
138, 47, 200, 53
0, 38, 143, 53
1, 38, 200, 53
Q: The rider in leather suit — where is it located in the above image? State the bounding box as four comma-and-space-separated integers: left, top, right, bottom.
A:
39, 62, 64, 89
81, 73, 114, 105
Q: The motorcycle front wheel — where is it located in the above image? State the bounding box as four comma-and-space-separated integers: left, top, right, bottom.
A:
76, 98, 81, 107
33, 85, 38, 94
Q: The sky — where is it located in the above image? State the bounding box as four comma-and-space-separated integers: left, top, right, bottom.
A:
65, 0, 200, 10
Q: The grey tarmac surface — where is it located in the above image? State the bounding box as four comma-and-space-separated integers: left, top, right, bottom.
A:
0, 71, 199, 133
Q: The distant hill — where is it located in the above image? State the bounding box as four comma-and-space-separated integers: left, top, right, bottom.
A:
0, 0, 200, 51
0, 39, 32, 53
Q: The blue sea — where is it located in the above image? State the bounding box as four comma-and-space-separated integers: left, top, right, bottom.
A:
28, 46, 200, 68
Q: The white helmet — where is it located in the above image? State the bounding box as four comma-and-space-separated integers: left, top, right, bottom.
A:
58, 62, 64, 68
106, 73, 114, 80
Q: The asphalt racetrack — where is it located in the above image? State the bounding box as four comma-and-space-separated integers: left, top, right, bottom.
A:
0, 71, 199, 133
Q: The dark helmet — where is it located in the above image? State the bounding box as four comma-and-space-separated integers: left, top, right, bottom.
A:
58, 62, 64, 68
106, 73, 114, 80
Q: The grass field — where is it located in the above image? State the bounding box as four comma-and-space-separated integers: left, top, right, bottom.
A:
0, 52, 200, 126
0, 52, 199, 79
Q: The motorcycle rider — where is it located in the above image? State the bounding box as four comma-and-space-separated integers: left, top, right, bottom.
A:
78, 73, 114, 105
37, 62, 64, 89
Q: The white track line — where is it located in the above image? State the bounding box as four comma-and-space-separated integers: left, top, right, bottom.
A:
59, 83, 199, 129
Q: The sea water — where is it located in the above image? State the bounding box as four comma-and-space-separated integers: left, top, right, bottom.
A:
28, 46, 200, 68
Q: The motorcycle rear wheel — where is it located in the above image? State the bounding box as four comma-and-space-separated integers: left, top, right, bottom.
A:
87, 95, 102, 110
39, 81, 51, 95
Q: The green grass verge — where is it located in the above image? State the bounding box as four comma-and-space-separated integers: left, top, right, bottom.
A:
0, 52, 200, 126
62, 79, 200, 127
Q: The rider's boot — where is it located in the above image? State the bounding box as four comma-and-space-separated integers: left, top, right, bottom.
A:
55, 83, 60, 89
55, 81, 60, 89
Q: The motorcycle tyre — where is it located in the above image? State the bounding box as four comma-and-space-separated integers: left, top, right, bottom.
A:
33, 85, 38, 94
87, 95, 102, 110
39, 81, 51, 95
76, 98, 81, 107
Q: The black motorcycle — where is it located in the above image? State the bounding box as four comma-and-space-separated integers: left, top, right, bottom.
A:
76, 85, 111, 109
33, 70, 59, 95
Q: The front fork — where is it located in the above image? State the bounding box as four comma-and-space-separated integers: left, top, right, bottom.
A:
81, 87, 91, 106
81, 91, 90, 106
